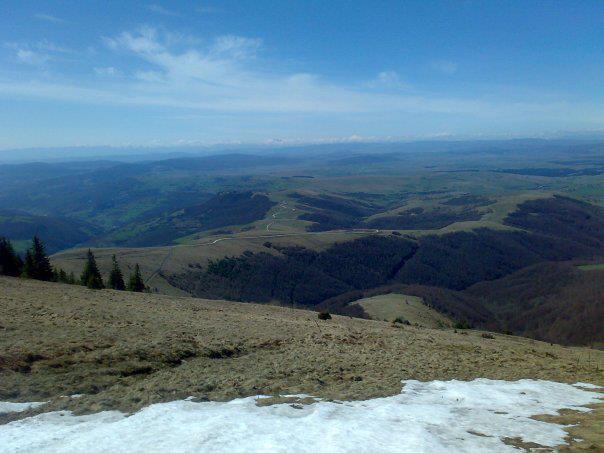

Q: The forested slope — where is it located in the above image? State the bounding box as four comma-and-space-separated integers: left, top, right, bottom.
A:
169, 195, 604, 345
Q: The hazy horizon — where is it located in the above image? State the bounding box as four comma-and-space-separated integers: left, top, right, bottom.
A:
3, 133, 604, 164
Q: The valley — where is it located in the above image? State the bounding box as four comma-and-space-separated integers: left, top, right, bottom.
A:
2, 140, 603, 347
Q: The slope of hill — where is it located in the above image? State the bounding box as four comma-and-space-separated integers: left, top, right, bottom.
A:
1, 276, 602, 418
351, 293, 453, 327
164, 195, 604, 345
325, 262, 604, 346
95, 191, 276, 247
0, 154, 291, 235
467, 262, 604, 346
0, 209, 99, 253
503, 195, 604, 249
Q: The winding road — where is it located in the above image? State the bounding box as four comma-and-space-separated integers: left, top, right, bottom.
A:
145, 214, 380, 287
145, 199, 380, 286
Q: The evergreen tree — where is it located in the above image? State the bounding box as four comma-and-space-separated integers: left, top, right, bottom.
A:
68, 271, 76, 285
128, 263, 146, 292
53, 268, 71, 284
0, 237, 22, 277
80, 249, 104, 289
32, 236, 53, 281
21, 236, 53, 281
21, 249, 35, 279
107, 255, 125, 290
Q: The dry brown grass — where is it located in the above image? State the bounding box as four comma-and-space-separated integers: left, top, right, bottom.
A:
1, 276, 603, 444
352, 293, 453, 327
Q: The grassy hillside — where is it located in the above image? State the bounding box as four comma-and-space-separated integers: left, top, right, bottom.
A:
1, 276, 602, 420
351, 293, 453, 328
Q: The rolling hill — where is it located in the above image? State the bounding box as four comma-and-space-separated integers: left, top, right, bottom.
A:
2, 275, 602, 415
0, 209, 99, 254
162, 195, 604, 345
350, 293, 453, 327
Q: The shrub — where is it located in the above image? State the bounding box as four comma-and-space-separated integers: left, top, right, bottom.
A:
393, 316, 410, 325
481, 333, 495, 339
454, 320, 471, 329
318, 311, 332, 320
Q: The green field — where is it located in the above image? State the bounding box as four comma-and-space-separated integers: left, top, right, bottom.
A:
578, 263, 604, 271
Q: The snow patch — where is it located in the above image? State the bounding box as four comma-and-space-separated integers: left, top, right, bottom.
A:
0, 379, 601, 452
0, 401, 46, 415
573, 382, 602, 389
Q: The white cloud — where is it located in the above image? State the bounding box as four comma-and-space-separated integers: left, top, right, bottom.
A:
211, 35, 262, 59
147, 4, 181, 17
34, 13, 66, 24
0, 26, 597, 125
367, 71, 410, 91
431, 60, 458, 75
94, 67, 119, 77
6, 40, 73, 66
16, 49, 50, 65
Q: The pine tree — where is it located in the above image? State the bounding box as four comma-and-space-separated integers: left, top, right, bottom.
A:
108, 255, 125, 290
0, 237, 22, 277
80, 249, 104, 289
21, 236, 53, 281
32, 236, 53, 281
128, 263, 146, 292
53, 268, 70, 284
21, 249, 35, 279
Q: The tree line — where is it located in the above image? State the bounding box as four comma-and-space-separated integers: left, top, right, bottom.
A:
0, 235, 147, 292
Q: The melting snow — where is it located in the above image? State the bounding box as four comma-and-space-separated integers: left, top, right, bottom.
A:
0, 401, 46, 415
0, 379, 601, 452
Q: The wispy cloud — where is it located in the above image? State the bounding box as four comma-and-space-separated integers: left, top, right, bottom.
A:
16, 49, 50, 65
367, 71, 410, 91
147, 4, 181, 17
5, 40, 72, 65
197, 5, 222, 14
34, 13, 66, 24
211, 35, 262, 59
0, 26, 595, 124
431, 60, 458, 75
94, 66, 120, 77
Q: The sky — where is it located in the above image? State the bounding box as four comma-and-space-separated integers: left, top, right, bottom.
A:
1, 0, 604, 150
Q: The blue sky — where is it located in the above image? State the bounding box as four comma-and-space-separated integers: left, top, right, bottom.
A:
1, 0, 604, 150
